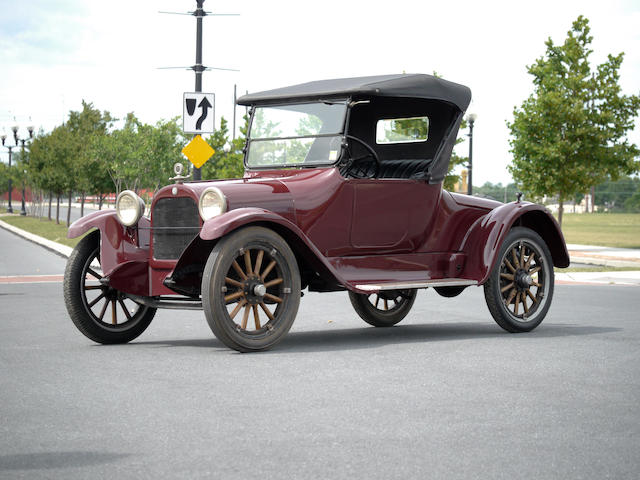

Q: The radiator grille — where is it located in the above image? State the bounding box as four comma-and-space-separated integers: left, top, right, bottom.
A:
152, 197, 200, 259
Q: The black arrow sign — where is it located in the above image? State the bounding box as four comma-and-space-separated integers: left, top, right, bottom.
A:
196, 97, 212, 130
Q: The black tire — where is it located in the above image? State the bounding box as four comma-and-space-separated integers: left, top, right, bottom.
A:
201, 226, 301, 352
484, 227, 554, 333
63, 230, 156, 344
348, 289, 417, 327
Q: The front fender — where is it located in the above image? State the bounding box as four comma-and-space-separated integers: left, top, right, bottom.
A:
200, 207, 298, 241
67, 210, 150, 277
460, 202, 569, 284
68, 209, 119, 239
171, 207, 345, 292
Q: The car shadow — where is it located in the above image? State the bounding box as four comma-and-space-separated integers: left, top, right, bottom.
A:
274, 322, 619, 353
0, 451, 129, 471
133, 322, 619, 354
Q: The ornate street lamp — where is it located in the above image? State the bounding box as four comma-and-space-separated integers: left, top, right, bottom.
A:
1, 129, 15, 213
2, 120, 34, 214
18, 123, 35, 216
466, 113, 477, 196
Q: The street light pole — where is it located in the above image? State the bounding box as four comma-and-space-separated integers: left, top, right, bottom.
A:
2, 121, 34, 215
1, 132, 14, 213
20, 139, 28, 216
466, 113, 477, 196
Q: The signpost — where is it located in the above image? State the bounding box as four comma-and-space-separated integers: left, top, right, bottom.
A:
182, 134, 215, 169
183, 92, 215, 134
182, 92, 216, 170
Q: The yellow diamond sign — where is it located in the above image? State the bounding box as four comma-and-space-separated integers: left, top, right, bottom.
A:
182, 135, 215, 169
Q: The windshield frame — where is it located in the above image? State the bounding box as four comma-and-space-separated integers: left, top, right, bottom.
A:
244, 100, 349, 170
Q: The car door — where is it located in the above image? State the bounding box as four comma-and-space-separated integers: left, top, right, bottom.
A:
349, 178, 441, 253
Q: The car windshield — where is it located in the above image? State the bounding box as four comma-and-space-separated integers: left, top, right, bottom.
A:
246, 102, 347, 168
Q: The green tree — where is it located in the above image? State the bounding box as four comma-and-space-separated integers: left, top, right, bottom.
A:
445, 117, 469, 191
0, 162, 8, 199
507, 16, 640, 225
66, 101, 114, 219
474, 181, 520, 203
201, 116, 247, 180
594, 175, 640, 211
623, 190, 640, 212
28, 125, 75, 224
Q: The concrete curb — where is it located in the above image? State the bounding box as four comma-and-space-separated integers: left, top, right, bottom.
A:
0, 218, 73, 259
556, 271, 640, 286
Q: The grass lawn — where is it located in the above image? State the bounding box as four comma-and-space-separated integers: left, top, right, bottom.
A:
0, 214, 86, 249
559, 213, 640, 248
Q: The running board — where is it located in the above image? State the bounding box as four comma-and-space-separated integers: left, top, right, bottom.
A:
355, 279, 478, 292
128, 294, 203, 310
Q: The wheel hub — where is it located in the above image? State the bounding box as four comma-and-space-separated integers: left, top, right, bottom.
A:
243, 276, 266, 305
515, 269, 533, 290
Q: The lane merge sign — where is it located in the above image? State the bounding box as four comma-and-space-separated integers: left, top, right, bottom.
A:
183, 92, 215, 134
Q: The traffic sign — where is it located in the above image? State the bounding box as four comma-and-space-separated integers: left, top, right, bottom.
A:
182, 135, 215, 169
183, 92, 215, 134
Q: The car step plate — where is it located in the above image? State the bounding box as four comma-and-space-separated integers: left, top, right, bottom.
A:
355, 279, 477, 292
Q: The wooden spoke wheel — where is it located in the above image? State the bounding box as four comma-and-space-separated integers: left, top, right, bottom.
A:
348, 289, 417, 327
63, 231, 156, 344
202, 227, 301, 352
484, 227, 554, 333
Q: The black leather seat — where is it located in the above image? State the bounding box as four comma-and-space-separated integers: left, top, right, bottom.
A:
340, 159, 431, 179
378, 159, 431, 179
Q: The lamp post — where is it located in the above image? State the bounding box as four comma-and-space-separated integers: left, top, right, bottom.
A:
466, 113, 477, 196
19, 135, 32, 216
2, 121, 34, 214
1, 126, 16, 213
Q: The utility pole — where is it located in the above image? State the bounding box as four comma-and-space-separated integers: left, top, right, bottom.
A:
192, 0, 205, 181
159, 2, 238, 181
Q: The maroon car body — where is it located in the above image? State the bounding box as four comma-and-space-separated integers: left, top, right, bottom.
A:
64, 74, 569, 352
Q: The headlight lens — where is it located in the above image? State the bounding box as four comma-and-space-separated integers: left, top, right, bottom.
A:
198, 187, 227, 221
116, 190, 145, 227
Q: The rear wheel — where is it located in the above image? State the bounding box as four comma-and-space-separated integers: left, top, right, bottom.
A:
348, 289, 417, 327
63, 230, 156, 344
201, 227, 301, 352
484, 227, 554, 332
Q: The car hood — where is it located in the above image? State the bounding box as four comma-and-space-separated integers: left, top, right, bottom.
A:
155, 169, 338, 224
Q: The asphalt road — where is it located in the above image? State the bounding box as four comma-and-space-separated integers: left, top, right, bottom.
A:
1, 232, 639, 479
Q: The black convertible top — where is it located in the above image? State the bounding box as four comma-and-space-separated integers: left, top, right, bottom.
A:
237, 74, 471, 112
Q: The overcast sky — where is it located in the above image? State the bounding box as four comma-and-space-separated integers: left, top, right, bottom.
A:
1, 0, 638, 185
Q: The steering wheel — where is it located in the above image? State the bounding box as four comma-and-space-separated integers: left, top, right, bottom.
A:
342, 135, 381, 179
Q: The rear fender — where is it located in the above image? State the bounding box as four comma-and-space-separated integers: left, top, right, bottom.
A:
460, 202, 569, 284
67, 210, 150, 276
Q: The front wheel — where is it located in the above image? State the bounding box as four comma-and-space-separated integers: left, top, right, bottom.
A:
484, 227, 554, 333
63, 230, 156, 344
348, 289, 417, 327
201, 227, 301, 352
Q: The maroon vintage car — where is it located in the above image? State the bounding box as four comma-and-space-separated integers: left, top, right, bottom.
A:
63, 74, 569, 352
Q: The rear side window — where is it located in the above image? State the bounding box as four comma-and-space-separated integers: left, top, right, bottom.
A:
376, 116, 429, 144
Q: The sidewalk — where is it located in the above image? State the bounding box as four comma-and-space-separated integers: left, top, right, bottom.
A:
1, 217, 639, 286
556, 244, 640, 286
566, 243, 640, 268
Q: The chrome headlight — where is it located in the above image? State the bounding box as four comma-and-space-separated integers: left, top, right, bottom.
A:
198, 187, 227, 221
115, 190, 145, 227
